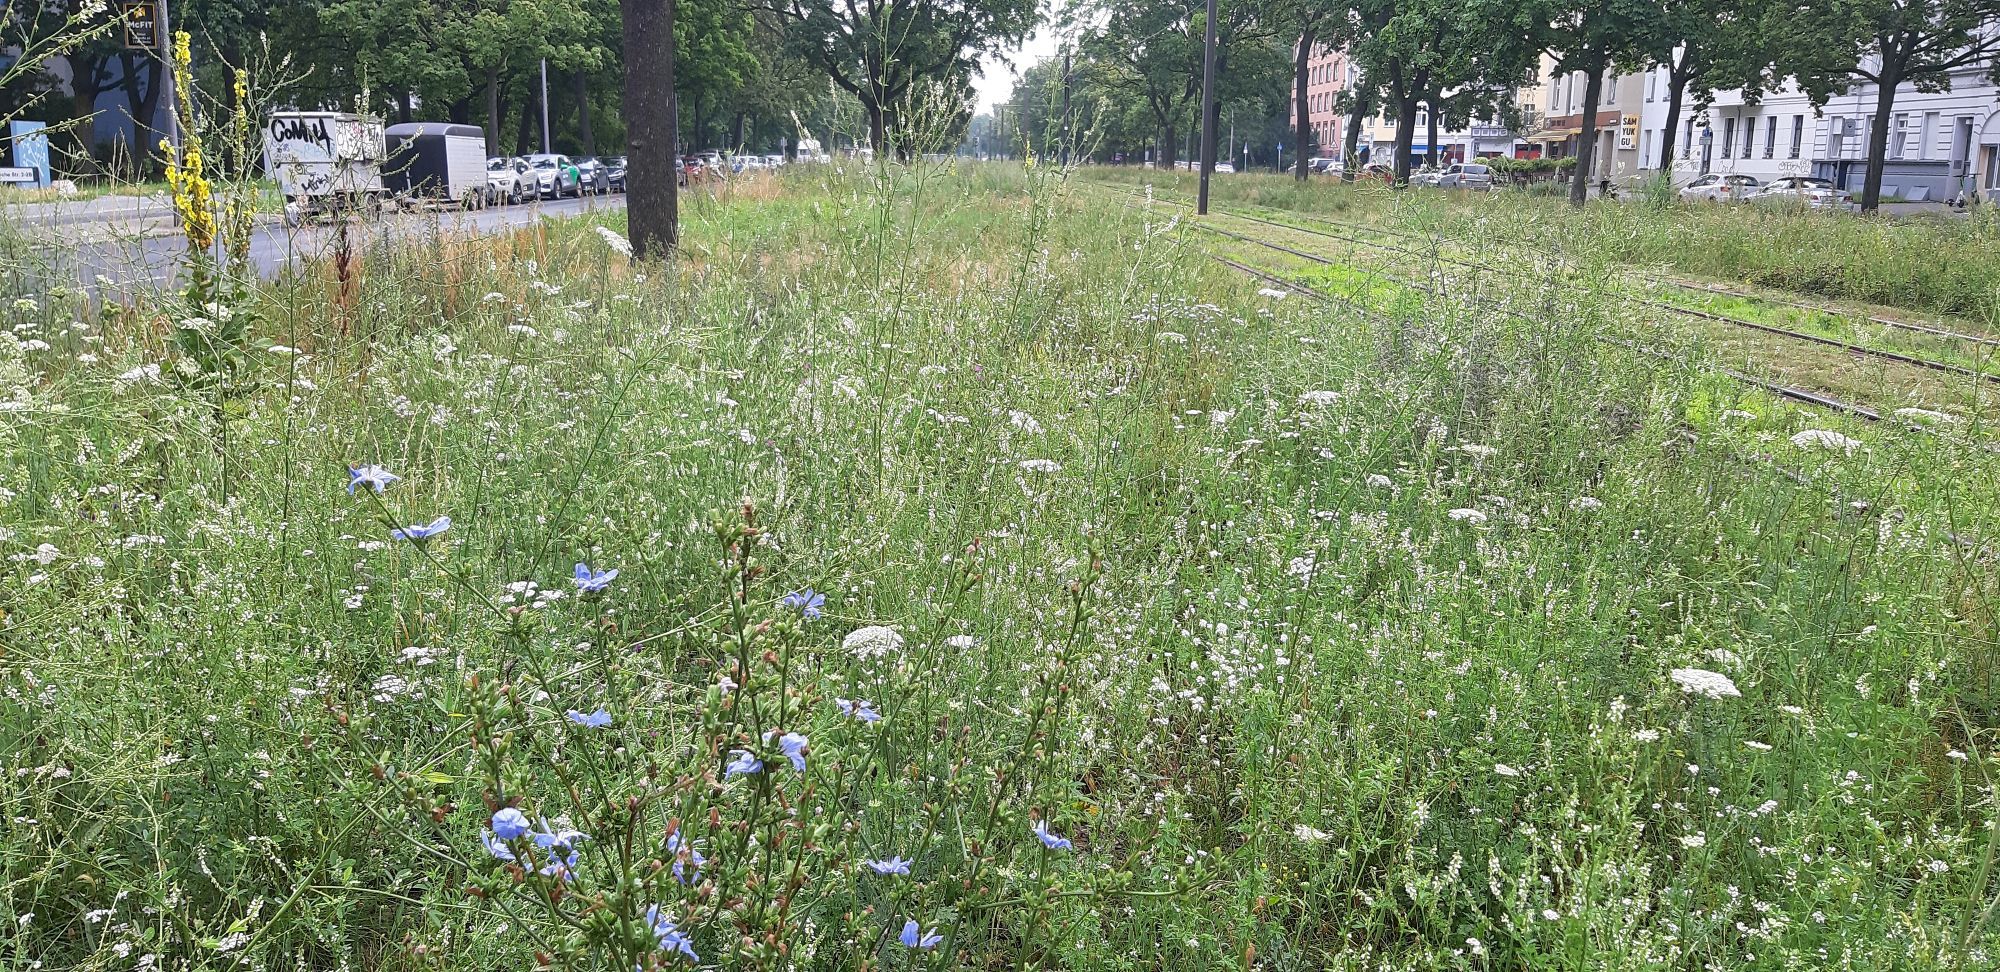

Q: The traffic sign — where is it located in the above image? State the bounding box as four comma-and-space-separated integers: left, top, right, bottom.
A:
124, 3, 158, 49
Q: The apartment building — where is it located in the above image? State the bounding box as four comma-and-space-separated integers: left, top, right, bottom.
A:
1633, 56, 2000, 201
1287, 41, 1353, 161
1524, 58, 1647, 181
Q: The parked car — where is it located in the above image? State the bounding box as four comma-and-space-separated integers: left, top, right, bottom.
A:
1748, 176, 1853, 210
1411, 166, 1444, 187
575, 156, 611, 194
599, 155, 626, 192
488, 157, 531, 204
764, 154, 786, 168
1214, 161, 1236, 173
1678, 173, 1760, 203
1308, 157, 1339, 175
524, 153, 582, 198
1435, 162, 1493, 190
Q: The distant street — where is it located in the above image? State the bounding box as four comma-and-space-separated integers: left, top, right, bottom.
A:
13, 193, 626, 299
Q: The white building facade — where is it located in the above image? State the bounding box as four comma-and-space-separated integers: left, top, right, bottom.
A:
1634, 59, 2000, 202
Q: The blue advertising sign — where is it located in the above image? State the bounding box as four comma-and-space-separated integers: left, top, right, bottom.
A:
10, 121, 49, 187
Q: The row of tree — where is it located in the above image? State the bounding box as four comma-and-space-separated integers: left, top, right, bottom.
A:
1, 0, 1043, 175
996, 0, 2000, 211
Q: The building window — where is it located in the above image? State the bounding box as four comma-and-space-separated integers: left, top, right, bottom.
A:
1890, 114, 1907, 159
1742, 117, 1753, 158
1646, 70, 1656, 102
1920, 111, 1938, 160
1722, 117, 1735, 158
1683, 119, 1695, 158
1789, 115, 1803, 158
1763, 116, 1776, 159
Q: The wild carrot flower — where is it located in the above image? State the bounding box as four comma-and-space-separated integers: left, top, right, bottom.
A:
843, 625, 904, 661
1017, 459, 1062, 474
866, 856, 912, 875
391, 516, 451, 541
1031, 819, 1072, 851
725, 750, 763, 777
1447, 509, 1487, 525
835, 698, 882, 722
573, 563, 618, 593
782, 588, 825, 619
1670, 667, 1741, 700
566, 707, 612, 728
347, 465, 400, 494
899, 919, 943, 949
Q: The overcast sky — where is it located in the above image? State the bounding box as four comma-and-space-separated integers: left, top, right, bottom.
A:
972, 24, 1063, 113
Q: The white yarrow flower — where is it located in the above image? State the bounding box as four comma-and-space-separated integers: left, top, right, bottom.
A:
594, 225, 634, 258
842, 625, 905, 661
1671, 667, 1741, 700
1292, 824, 1331, 842
1447, 508, 1487, 525
1493, 763, 1520, 777
1297, 390, 1339, 405
1017, 459, 1061, 474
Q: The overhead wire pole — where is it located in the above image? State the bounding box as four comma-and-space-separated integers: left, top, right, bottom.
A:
1196, 0, 1218, 214
539, 58, 551, 153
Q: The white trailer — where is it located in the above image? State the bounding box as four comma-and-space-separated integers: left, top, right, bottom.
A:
262, 111, 391, 225
383, 123, 492, 209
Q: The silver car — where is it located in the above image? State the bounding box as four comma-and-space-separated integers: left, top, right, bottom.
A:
524, 153, 583, 198
1748, 176, 1854, 210
1435, 162, 1493, 190
1679, 173, 1760, 203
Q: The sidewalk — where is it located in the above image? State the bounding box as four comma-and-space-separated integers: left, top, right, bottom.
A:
4, 192, 175, 227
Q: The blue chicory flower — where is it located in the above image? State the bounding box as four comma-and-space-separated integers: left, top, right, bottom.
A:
666, 831, 706, 883
479, 828, 516, 861
566, 707, 613, 728
724, 750, 763, 777
865, 856, 912, 876
835, 697, 883, 723
776, 731, 808, 772
781, 588, 825, 619
573, 562, 618, 593
668, 828, 708, 880
491, 807, 532, 840
644, 905, 700, 962
899, 919, 943, 950
347, 464, 400, 494
391, 515, 451, 541
1031, 819, 1073, 851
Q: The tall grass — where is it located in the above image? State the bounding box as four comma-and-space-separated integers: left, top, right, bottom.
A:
1086, 167, 2000, 319
2, 163, 1999, 971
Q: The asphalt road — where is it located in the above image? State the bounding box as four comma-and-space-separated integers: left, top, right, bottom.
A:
25, 192, 625, 298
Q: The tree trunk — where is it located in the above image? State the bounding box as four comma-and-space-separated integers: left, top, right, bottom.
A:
485, 66, 503, 157
1342, 89, 1367, 181
1860, 55, 1901, 212
1161, 121, 1177, 169
1569, 64, 1605, 206
1425, 101, 1438, 167
865, 98, 887, 154
1293, 27, 1313, 180
731, 111, 746, 152
620, 0, 678, 258
574, 69, 595, 156
1659, 60, 1687, 172
1390, 83, 1419, 183
397, 91, 414, 125
515, 79, 538, 155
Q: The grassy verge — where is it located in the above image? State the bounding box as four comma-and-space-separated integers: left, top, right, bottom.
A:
4, 163, 2000, 970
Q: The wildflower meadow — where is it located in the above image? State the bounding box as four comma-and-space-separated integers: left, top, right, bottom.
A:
4, 160, 2000, 972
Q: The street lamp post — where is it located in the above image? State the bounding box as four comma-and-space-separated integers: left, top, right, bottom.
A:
1196, 0, 1218, 214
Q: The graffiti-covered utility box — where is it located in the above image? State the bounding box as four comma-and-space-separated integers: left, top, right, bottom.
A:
262, 111, 390, 223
